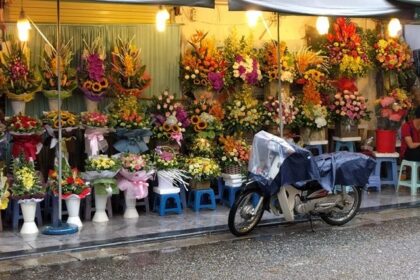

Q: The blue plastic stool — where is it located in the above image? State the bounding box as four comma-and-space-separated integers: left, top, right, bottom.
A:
335, 141, 356, 152
215, 178, 225, 203
304, 144, 323, 156
188, 189, 216, 212
153, 193, 182, 216
369, 153, 399, 191
222, 186, 241, 207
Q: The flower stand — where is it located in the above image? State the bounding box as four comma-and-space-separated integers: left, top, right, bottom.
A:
64, 195, 83, 228
84, 96, 99, 112
93, 193, 111, 223
48, 98, 60, 111
155, 171, 180, 194
123, 190, 139, 219
19, 200, 39, 234
10, 100, 26, 115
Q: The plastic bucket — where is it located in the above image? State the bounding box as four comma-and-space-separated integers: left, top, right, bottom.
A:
376, 129, 397, 153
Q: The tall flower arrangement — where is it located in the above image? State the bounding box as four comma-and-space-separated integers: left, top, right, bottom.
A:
11, 156, 43, 199
325, 17, 370, 78
181, 31, 227, 94
263, 95, 299, 129
261, 41, 295, 84
374, 38, 413, 72
111, 37, 151, 98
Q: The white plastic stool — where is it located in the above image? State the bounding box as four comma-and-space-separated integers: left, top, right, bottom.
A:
397, 160, 420, 196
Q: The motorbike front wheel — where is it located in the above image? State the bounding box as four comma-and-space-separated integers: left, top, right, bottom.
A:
320, 185, 362, 226
228, 189, 265, 237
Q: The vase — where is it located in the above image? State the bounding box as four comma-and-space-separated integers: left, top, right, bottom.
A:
20, 201, 39, 235
190, 180, 211, 190
10, 100, 26, 115
64, 195, 83, 228
300, 128, 326, 144
92, 193, 110, 223
376, 129, 397, 153
155, 171, 179, 194
84, 96, 99, 112
48, 98, 60, 111
335, 120, 358, 138
123, 190, 139, 219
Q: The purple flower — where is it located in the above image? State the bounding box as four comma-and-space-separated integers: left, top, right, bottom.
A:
176, 107, 188, 122
154, 114, 165, 125
87, 54, 104, 81
208, 72, 224, 91
235, 55, 243, 63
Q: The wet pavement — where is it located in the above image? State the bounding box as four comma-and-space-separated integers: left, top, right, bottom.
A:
2, 207, 420, 279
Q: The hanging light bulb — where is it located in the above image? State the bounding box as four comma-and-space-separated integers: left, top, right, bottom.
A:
17, 7, 31, 42
156, 6, 170, 32
246, 10, 262, 28
388, 18, 402, 38
316, 16, 329, 35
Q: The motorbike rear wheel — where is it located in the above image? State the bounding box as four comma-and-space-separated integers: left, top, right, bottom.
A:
228, 189, 265, 237
320, 185, 362, 226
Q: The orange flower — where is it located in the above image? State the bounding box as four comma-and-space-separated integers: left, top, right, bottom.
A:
209, 101, 225, 120
48, 169, 57, 179
303, 81, 321, 105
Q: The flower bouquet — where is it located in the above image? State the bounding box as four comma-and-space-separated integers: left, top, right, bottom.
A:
81, 155, 120, 222
181, 30, 227, 97
293, 47, 329, 87
0, 40, 41, 115
81, 111, 111, 157
325, 17, 370, 78
263, 95, 298, 136
40, 40, 77, 110
185, 157, 220, 189
376, 88, 411, 130
7, 115, 43, 160
188, 97, 224, 140
0, 172, 10, 211
42, 110, 78, 130
111, 37, 151, 98
190, 137, 215, 158
11, 156, 44, 234
79, 38, 109, 112
150, 90, 190, 147
48, 159, 90, 228
118, 153, 154, 218
217, 136, 250, 175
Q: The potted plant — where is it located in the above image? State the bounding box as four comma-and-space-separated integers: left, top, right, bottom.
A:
11, 156, 44, 234
48, 159, 90, 228
117, 153, 154, 219
81, 155, 120, 223
376, 88, 412, 153
40, 40, 77, 110
79, 37, 109, 112
81, 111, 111, 157
185, 157, 220, 190
0, 40, 41, 115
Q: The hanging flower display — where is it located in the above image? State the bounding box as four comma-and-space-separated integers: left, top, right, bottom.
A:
111, 37, 151, 98
325, 17, 370, 78
261, 41, 295, 83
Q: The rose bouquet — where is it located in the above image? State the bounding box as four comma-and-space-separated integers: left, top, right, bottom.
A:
181, 30, 227, 94
325, 17, 370, 78
0, 40, 40, 102
185, 157, 220, 188
7, 115, 43, 134
150, 90, 189, 146
376, 88, 412, 130
11, 156, 44, 200
263, 95, 299, 128
261, 41, 295, 84
217, 136, 250, 174
111, 37, 151, 98
41, 40, 77, 99
188, 97, 223, 140
81, 111, 111, 156
81, 111, 109, 128
374, 38, 413, 72
79, 37, 109, 103
7, 115, 43, 160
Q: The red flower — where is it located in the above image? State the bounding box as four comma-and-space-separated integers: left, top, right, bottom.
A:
66, 177, 75, 184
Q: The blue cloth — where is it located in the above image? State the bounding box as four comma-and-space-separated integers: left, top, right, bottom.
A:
113, 128, 152, 154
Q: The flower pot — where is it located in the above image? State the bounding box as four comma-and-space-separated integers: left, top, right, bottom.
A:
84, 96, 99, 112
190, 180, 211, 190
123, 190, 139, 219
48, 98, 60, 111
92, 193, 110, 223
20, 201, 38, 235
335, 121, 358, 138
64, 195, 83, 228
376, 129, 397, 153
11, 100, 26, 115
300, 128, 326, 144
156, 171, 179, 194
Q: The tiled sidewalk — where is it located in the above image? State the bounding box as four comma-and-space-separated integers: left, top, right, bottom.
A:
0, 186, 419, 260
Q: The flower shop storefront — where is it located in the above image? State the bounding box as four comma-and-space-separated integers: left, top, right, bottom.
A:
0, 0, 420, 258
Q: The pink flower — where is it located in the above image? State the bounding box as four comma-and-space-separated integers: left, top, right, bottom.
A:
381, 108, 393, 117
380, 96, 395, 108
389, 113, 402, 122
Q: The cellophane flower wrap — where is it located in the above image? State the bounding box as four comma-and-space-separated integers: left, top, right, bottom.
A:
185, 156, 220, 182
217, 136, 250, 174
118, 153, 154, 199
82, 155, 120, 195
79, 37, 109, 101
376, 88, 412, 130
261, 41, 295, 84
41, 40, 77, 98
11, 156, 44, 201
7, 115, 43, 160
263, 95, 299, 128
81, 111, 110, 156
181, 30, 227, 93
111, 37, 151, 98
374, 38, 413, 72
0, 40, 40, 101
325, 17, 370, 78
150, 90, 189, 146
152, 146, 190, 187
48, 159, 90, 199
0, 172, 10, 210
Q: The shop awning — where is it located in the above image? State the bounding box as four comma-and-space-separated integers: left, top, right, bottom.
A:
89, 0, 215, 8
228, 0, 413, 17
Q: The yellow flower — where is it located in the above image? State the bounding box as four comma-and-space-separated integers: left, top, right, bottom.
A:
124, 54, 134, 76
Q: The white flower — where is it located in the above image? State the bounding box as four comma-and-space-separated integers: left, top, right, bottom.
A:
191, 74, 196, 79
185, 75, 190, 80
315, 117, 327, 128
185, 66, 191, 71
194, 69, 199, 74
221, 156, 227, 161
157, 105, 161, 110
165, 115, 178, 126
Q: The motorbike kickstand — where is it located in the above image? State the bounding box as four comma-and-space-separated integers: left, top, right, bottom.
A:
308, 214, 315, 233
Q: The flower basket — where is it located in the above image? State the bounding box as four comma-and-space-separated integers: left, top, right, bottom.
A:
376, 129, 397, 153
224, 165, 242, 175
190, 180, 211, 190
335, 121, 358, 138
300, 128, 326, 144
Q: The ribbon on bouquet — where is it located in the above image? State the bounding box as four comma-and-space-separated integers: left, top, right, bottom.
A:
11, 133, 42, 160
45, 125, 77, 160
118, 169, 154, 199
84, 128, 109, 157
91, 178, 118, 196
113, 128, 152, 154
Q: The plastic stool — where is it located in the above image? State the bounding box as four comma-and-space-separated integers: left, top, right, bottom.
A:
335, 141, 355, 152
11, 199, 43, 231
304, 144, 323, 156
215, 178, 225, 203
153, 193, 182, 216
188, 189, 216, 212
397, 160, 420, 196
222, 186, 241, 207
